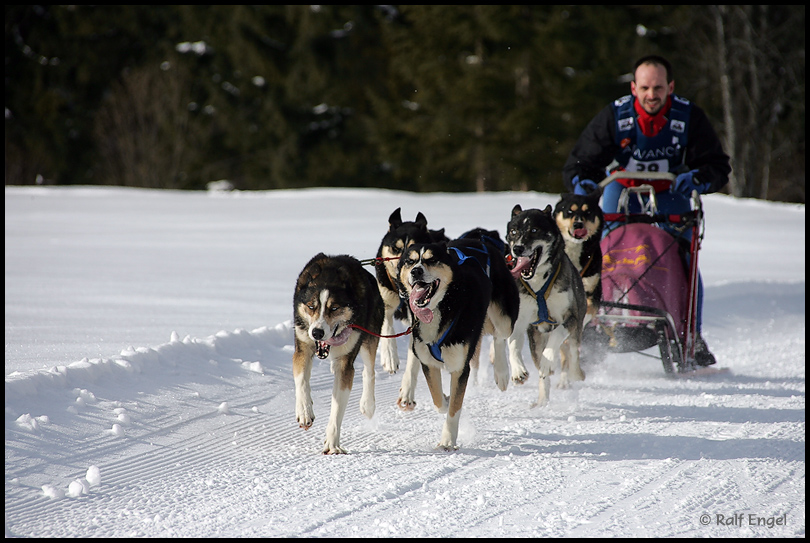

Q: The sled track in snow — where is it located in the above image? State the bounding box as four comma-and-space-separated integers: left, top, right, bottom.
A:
4, 356, 456, 537
5, 332, 805, 537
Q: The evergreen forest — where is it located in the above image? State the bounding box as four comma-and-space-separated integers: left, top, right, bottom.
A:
5, 5, 805, 202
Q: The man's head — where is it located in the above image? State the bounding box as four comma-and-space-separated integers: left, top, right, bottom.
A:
631, 55, 674, 115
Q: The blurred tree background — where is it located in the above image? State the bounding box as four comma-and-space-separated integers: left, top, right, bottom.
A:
5, 5, 805, 202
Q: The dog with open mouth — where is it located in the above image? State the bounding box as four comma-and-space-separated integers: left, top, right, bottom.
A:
293, 253, 384, 454
505, 204, 588, 406
553, 191, 604, 322
374, 208, 450, 411
396, 237, 518, 450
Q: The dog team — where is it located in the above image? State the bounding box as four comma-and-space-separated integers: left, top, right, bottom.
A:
293, 192, 604, 454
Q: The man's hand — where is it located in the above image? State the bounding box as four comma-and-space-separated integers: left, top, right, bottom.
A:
673, 169, 703, 196
572, 176, 598, 195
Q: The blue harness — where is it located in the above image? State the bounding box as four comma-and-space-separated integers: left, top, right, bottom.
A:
428, 315, 459, 362
449, 245, 492, 277
520, 262, 562, 326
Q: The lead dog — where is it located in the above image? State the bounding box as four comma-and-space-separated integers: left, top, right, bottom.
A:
397, 238, 518, 449
506, 204, 587, 406
293, 253, 384, 454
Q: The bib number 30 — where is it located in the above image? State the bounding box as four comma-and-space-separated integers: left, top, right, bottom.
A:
626, 158, 668, 173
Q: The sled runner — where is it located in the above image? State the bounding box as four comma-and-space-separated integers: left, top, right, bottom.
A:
582, 171, 711, 374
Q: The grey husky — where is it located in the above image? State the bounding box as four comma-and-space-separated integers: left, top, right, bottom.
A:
505, 204, 588, 406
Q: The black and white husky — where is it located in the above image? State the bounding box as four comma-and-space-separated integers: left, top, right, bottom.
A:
554, 191, 604, 322
293, 253, 384, 454
506, 204, 588, 406
396, 238, 518, 450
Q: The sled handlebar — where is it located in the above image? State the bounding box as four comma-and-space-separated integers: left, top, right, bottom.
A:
598, 171, 676, 188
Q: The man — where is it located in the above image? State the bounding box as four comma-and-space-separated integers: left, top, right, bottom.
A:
562, 55, 731, 366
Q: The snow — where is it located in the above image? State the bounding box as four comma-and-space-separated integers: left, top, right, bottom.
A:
4, 185, 805, 537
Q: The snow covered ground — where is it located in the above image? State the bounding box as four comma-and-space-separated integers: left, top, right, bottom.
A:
5, 185, 805, 537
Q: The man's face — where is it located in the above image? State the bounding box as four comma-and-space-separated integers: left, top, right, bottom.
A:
630, 63, 674, 115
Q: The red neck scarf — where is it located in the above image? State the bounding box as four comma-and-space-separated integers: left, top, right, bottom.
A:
634, 95, 672, 137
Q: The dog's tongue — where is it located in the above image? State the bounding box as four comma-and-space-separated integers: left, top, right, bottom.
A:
573, 227, 589, 239
510, 256, 533, 278
323, 326, 351, 346
408, 286, 434, 323
315, 327, 352, 359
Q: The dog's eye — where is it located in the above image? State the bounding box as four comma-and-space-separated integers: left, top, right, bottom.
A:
329, 305, 340, 312
307, 303, 317, 311
509, 229, 517, 237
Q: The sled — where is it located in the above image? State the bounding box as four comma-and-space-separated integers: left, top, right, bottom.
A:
581, 171, 715, 375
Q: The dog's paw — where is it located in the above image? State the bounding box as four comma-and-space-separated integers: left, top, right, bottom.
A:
380, 342, 400, 374
509, 358, 530, 385
571, 367, 586, 381
535, 375, 551, 406
296, 405, 315, 430
322, 442, 347, 455
436, 442, 459, 452
359, 396, 376, 419
396, 395, 416, 411
512, 370, 529, 385
493, 367, 509, 391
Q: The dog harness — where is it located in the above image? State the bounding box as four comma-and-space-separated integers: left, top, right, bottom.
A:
428, 315, 459, 363
520, 262, 562, 326
456, 230, 506, 254
449, 245, 491, 277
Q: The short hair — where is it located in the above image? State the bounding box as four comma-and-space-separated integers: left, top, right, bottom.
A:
633, 55, 673, 83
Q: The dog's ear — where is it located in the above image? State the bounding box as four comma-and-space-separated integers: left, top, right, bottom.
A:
298, 259, 323, 289
586, 186, 604, 202
335, 261, 355, 286
388, 208, 403, 230
542, 204, 553, 215
296, 271, 311, 291
511, 204, 523, 217
414, 212, 428, 229
429, 227, 447, 242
